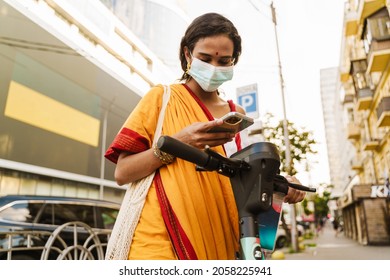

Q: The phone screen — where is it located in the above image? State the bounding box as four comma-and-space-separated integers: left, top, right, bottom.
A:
208, 112, 254, 133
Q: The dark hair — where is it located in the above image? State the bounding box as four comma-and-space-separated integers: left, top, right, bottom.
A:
179, 13, 242, 81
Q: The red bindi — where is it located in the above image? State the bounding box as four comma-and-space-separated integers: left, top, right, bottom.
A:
216, 52, 218, 55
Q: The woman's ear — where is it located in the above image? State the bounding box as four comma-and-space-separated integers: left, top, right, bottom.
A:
183, 46, 191, 63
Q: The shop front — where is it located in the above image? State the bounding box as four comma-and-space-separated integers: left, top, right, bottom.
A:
338, 184, 390, 245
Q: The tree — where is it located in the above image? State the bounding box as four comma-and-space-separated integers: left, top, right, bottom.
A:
301, 184, 333, 221
261, 113, 318, 250
262, 113, 318, 176
313, 190, 331, 219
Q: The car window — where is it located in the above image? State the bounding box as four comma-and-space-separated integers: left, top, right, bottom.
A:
36, 204, 54, 224
99, 207, 119, 229
53, 204, 95, 227
0, 202, 43, 223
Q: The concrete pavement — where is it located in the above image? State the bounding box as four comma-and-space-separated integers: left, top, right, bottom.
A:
278, 221, 390, 260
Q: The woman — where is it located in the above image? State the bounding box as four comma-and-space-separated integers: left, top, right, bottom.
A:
105, 12, 305, 260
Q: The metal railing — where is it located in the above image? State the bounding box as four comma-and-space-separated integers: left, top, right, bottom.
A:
0, 223, 111, 260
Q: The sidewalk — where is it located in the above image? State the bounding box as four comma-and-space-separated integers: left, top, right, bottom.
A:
279, 222, 390, 260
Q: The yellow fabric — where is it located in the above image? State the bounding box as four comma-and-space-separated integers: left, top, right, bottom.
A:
123, 84, 239, 260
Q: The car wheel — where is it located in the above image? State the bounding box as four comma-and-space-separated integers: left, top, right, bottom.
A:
275, 236, 287, 249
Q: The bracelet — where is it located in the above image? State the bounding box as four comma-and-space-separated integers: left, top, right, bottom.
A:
153, 144, 176, 165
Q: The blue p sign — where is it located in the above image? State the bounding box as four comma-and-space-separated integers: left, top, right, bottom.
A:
238, 93, 257, 113
237, 84, 259, 119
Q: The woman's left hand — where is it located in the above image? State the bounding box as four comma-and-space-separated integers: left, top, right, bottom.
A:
283, 175, 306, 204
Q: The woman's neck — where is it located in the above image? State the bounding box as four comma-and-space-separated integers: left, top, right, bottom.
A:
185, 80, 219, 103
184, 80, 230, 118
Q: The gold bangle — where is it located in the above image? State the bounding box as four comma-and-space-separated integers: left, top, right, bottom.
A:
153, 144, 175, 165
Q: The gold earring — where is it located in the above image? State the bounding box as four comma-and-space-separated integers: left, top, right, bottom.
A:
185, 61, 191, 74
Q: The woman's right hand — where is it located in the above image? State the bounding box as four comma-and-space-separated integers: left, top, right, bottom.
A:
173, 119, 236, 149
115, 119, 235, 185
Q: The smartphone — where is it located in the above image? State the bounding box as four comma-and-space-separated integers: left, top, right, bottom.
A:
208, 112, 254, 133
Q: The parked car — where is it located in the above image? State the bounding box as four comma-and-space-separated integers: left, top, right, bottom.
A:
275, 224, 304, 249
0, 195, 120, 260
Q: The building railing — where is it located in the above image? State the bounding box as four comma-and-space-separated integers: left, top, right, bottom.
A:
351, 158, 363, 171
0, 222, 112, 260
43, 0, 156, 88
8, 0, 176, 93
356, 88, 374, 110
376, 95, 390, 126
347, 123, 361, 140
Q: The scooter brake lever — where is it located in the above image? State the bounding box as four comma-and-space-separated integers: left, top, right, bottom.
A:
274, 175, 316, 193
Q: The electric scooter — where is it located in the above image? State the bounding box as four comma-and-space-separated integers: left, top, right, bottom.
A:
157, 135, 316, 260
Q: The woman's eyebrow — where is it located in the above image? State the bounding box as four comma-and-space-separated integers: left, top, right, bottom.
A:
197, 52, 212, 57
197, 52, 232, 59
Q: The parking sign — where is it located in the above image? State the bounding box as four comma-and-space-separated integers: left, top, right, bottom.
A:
236, 84, 259, 119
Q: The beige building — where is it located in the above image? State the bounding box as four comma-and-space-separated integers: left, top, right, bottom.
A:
338, 0, 390, 245
320, 67, 356, 198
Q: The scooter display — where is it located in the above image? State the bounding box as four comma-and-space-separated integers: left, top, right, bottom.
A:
157, 135, 316, 260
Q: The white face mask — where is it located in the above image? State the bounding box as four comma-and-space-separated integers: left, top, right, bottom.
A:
188, 57, 234, 92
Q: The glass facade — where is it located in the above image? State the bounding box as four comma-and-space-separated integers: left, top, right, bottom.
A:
0, 45, 129, 181
0, 0, 178, 204
0, 0, 167, 201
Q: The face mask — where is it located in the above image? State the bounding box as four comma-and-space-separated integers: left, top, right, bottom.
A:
188, 57, 234, 92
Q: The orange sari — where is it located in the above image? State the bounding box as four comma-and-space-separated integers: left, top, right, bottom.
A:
105, 84, 240, 260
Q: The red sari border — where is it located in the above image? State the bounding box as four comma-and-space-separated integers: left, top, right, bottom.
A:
104, 127, 150, 164
182, 84, 242, 152
154, 171, 198, 260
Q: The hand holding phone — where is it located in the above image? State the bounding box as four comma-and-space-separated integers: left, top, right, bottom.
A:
208, 112, 254, 133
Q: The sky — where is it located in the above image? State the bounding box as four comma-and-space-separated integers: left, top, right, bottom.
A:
182, 0, 346, 187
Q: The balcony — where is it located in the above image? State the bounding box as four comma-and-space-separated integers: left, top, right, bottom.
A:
351, 159, 363, 171
344, 1, 358, 36
366, 40, 390, 72
363, 139, 380, 151
363, 9, 390, 73
359, 0, 387, 22
349, 59, 375, 110
340, 65, 351, 83
356, 88, 374, 110
347, 123, 361, 140
343, 92, 355, 103
376, 96, 390, 127
342, 79, 356, 103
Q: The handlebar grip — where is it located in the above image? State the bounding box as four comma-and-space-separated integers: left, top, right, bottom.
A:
274, 174, 316, 193
273, 180, 289, 195
157, 136, 219, 170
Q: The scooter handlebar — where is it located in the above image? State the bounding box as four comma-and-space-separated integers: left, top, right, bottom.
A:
157, 135, 220, 171
157, 136, 316, 193
274, 175, 316, 193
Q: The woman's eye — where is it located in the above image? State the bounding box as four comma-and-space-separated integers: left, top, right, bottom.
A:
219, 59, 233, 65
197, 57, 232, 65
